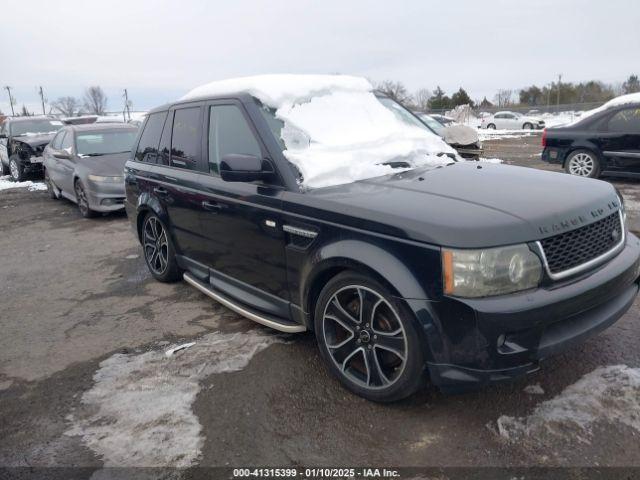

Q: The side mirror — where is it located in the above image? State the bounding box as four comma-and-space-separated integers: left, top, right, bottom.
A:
219, 154, 274, 183
54, 150, 71, 160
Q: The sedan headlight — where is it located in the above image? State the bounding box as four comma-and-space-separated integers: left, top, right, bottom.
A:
442, 244, 542, 298
88, 175, 123, 183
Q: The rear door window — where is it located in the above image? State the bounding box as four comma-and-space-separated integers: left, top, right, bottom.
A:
135, 112, 167, 163
208, 105, 261, 175
170, 107, 201, 170
608, 108, 640, 133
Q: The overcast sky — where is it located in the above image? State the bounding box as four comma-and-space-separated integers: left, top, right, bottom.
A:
1, 0, 638, 115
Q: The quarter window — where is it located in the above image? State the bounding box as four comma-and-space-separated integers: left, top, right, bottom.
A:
60, 131, 74, 151
135, 112, 167, 163
51, 130, 65, 149
608, 108, 640, 133
170, 107, 201, 170
208, 105, 261, 174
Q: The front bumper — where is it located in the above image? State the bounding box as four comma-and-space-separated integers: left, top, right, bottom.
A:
411, 233, 640, 392
86, 180, 126, 212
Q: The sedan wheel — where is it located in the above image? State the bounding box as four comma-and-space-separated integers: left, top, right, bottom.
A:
523, 122, 533, 130
487, 123, 496, 130
9, 157, 23, 182
74, 180, 96, 218
566, 150, 600, 178
315, 272, 424, 402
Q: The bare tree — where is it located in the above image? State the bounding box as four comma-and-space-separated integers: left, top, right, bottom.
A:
376, 80, 410, 104
494, 89, 514, 108
83, 86, 108, 115
413, 88, 432, 112
52, 96, 81, 117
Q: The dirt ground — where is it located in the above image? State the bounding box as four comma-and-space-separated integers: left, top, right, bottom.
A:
1, 136, 639, 478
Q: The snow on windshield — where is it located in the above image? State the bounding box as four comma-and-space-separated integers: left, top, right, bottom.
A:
181, 75, 456, 188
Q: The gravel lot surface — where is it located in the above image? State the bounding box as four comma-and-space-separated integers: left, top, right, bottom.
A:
0, 137, 639, 477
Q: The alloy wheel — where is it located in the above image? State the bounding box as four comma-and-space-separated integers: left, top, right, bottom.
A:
143, 216, 169, 275
75, 182, 90, 216
322, 285, 408, 390
568, 153, 595, 177
10, 160, 20, 181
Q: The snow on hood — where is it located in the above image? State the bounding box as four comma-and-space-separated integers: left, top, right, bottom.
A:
181, 74, 457, 188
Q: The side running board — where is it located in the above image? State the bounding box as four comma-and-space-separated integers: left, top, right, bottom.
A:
183, 272, 306, 333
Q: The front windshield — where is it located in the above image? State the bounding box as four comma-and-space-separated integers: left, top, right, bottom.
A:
255, 91, 455, 189
418, 114, 445, 136
76, 131, 138, 156
11, 119, 63, 136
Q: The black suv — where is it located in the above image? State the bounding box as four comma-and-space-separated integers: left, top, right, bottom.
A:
0, 116, 64, 181
126, 81, 640, 402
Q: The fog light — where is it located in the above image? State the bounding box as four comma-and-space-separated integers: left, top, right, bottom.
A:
101, 198, 115, 206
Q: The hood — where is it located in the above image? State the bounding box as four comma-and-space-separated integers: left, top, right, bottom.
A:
77, 152, 129, 176
296, 162, 620, 248
441, 125, 479, 147
13, 133, 56, 148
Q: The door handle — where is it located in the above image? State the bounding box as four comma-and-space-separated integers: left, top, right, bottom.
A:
202, 200, 222, 212
153, 187, 168, 195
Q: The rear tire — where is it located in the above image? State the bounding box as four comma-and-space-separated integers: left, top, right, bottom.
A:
314, 271, 425, 402
564, 149, 601, 178
141, 213, 181, 283
9, 156, 24, 182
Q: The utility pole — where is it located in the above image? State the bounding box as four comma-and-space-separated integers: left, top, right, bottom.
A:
123, 89, 131, 122
38, 86, 46, 115
4, 86, 15, 116
556, 74, 562, 112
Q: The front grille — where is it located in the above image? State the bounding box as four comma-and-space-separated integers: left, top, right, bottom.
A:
540, 212, 622, 274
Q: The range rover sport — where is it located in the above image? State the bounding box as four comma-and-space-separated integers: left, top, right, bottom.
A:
125, 75, 640, 402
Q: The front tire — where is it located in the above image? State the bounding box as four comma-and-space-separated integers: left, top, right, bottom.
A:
141, 213, 180, 282
522, 122, 533, 130
9, 156, 24, 182
565, 149, 601, 178
487, 123, 496, 130
44, 169, 57, 200
74, 180, 96, 218
314, 271, 425, 402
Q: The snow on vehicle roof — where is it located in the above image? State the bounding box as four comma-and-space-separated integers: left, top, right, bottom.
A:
571, 92, 640, 125
180, 74, 372, 107
181, 74, 456, 189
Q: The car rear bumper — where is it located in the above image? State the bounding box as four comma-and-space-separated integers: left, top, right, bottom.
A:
541, 147, 569, 164
411, 233, 640, 392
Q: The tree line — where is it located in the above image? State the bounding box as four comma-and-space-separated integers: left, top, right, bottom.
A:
376, 74, 640, 112
1, 86, 110, 117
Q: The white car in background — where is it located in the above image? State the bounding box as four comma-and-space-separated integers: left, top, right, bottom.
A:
481, 111, 545, 130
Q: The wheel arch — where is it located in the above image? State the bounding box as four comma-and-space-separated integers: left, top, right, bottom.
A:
134, 195, 169, 244
301, 240, 434, 331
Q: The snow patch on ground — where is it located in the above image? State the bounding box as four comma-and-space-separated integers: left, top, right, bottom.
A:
524, 384, 545, 395
0, 175, 47, 192
477, 130, 539, 141
66, 331, 281, 467
497, 366, 640, 444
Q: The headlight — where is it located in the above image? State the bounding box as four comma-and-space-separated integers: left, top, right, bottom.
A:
88, 175, 123, 183
442, 244, 542, 298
